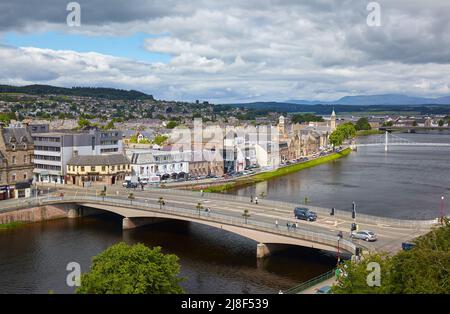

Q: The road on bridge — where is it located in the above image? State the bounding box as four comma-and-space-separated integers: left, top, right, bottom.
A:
40, 184, 435, 255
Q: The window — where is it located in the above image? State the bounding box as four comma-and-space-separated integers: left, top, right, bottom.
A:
111, 166, 115, 171
91, 166, 95, 172
102, 166, 106, 171
118, 165, 121, 170
11, 173, 16, 181
24, 155, 27, 163
81, 166, 85, 172
12, 156, 16, 164
23, 173, 27, 180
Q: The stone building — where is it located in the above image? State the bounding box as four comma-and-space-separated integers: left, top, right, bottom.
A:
0, 124, 34, 200
66, 154, 131, 187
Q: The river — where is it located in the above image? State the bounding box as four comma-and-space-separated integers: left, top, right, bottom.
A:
0, 214, 335, 294
1, 132, 448, 294
229, 132, 450, 220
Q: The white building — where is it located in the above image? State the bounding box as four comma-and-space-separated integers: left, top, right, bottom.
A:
127, 149, 190, 180
32, 129, 123, 184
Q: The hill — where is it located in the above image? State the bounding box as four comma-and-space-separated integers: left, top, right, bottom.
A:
0, 84, 154, 101
286, 94, 450, 106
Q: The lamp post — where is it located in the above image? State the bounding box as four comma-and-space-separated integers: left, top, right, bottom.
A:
441, 196, 445, 224
337, 231, 343, 266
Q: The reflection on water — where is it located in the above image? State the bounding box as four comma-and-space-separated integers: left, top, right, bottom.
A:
230, 133, 450, 220
0, 214, 336, 294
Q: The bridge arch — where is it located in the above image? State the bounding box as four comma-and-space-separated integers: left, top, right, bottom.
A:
69, 201, 353, 258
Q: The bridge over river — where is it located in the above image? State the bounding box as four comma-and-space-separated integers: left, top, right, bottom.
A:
1, 186, 439, 258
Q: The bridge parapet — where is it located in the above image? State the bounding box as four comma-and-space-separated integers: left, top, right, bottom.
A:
141, 187, 438, 229
40, 194, 359, 255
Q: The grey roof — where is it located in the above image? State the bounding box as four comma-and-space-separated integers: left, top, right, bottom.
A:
1, 127, 33, 144
67, 154, 130, 166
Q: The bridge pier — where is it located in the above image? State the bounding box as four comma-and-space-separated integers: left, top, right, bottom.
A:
256, 243, 287, 259
67, 208, 80, 219
122, 217, 168, 230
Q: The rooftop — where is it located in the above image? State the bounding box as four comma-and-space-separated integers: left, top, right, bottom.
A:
67, 154, 130, 166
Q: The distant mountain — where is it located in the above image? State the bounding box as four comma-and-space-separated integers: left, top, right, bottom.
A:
224, 102, 450, 115
0, 84, 154, 101
286, 94, 450, 106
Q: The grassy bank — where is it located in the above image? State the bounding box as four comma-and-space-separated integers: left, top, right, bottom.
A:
356, 129, 383, 137
204, 148, 352, 193
0, 221, 27, 230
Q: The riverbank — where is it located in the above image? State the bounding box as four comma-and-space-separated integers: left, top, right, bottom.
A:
0, 221, 27, 230
204, 148, 352, 193
356, 129, 383, 137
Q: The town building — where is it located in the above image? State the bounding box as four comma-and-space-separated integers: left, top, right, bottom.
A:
66, 154, 131, 186
0, 124, 34, 200
127, 149, 190, 180
32, 128, 123, 184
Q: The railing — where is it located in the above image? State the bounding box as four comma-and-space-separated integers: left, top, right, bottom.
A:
283, 269, 336, 294
41, 194, 358, 255
140, 187, 438, 229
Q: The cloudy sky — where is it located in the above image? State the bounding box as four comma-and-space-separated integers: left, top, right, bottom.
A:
1, 0, 450, 103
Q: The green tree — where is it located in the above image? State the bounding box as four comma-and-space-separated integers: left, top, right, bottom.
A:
355, 118, 372, 131
166, 120, 179, 129
128, 193, 135, 205
332, 253, 393, 294
129, 135, 138, 143
158, 197, 165, 209
291, 113, 324, 124
77, 117, 91, 129
196, 202, 203, 216
153, 135, 168, 146
329, 130, 345, 147
102, 121, 115, 130
438, 119, 445, 127
242, 209, 251, 224
76, 243, 184, 294
333, 220, 450, 294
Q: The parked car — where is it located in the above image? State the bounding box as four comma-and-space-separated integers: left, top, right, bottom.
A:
351, 230, 377, 242
315, 285, 332, 294
294, 207, 317, 222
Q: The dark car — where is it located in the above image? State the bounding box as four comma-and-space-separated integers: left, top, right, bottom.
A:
294, 207, 317, 221
126, 182, 138, 189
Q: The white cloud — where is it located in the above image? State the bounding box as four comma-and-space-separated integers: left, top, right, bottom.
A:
1, 1, 450, 102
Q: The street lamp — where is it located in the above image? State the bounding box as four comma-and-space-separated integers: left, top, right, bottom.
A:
441, 196, 445, 224
337, 231, 343, 266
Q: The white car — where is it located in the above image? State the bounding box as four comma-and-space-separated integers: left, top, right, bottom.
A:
351, 230, 377, 242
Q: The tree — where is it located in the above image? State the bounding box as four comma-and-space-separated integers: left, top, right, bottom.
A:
332, 253, 393, 294
332, 220, 450, 294
166, 120, 179, 129
102, 121, 115, 130
158, 197, 165, 209
438, 119, 445, 127
77, 117, 91, 129
153, 135, 168, 146
291, 113, 324, 124
196, 202, 203, 216
128, 193, 135, 205
242, 209, 251, 224
329, 130, 345, 147
355, 118, 372, 131
76, 242, 184, 294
